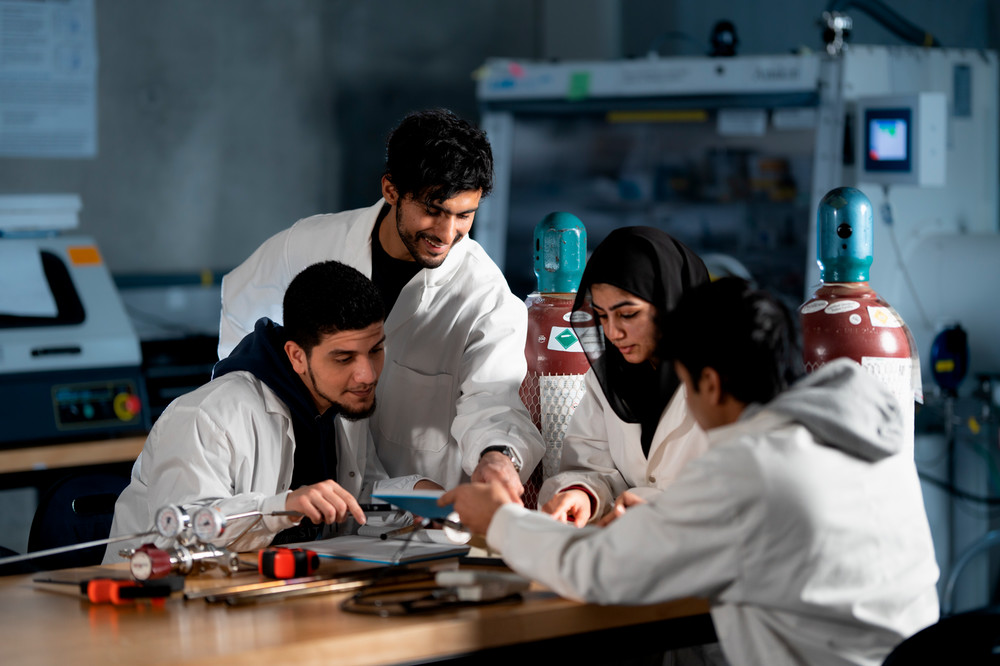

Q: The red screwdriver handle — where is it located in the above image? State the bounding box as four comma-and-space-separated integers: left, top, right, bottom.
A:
258, 547, 319, 579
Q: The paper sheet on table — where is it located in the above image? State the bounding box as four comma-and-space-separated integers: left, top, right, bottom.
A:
0, 241, 58, 317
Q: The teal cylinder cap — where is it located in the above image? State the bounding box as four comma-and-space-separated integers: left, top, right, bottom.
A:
534, 212, 587, 293
817, 186, 874, 283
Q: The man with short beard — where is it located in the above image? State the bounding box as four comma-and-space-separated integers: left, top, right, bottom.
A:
219, 108, 543, 501
104, 261, 439, 562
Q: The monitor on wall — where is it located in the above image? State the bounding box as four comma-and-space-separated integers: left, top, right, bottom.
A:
864, 107, 912, 175
855, 93, 945, 187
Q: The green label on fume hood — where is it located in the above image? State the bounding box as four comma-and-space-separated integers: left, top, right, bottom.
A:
568, 72, 590, 101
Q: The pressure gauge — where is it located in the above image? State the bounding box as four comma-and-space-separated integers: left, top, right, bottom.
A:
155, 505, 189, 539
130, 549, 153, 581
130, 545, 173, 581
192, 506, 226, 542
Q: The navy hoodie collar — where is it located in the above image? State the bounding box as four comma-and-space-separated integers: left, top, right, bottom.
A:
213, 318, 338, 488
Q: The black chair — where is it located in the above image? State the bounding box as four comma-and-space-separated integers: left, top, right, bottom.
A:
26, 471, 130, 571
883, 528, 1000, 665
881, 606, 1000, 665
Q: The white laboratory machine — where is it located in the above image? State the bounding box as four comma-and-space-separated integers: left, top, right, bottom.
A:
0, 195, 150, 446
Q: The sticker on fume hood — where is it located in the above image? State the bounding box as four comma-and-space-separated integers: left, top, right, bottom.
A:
567, 72, 590, 101
67, 245, 102, 266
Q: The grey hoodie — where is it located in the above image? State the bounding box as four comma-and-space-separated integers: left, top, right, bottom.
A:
746, 357, 904, 463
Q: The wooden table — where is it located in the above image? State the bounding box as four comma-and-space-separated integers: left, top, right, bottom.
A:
0, 557, 713, 665
0, 435, 145, 476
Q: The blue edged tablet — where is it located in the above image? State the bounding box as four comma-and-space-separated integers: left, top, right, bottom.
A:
371, 489, 454, 520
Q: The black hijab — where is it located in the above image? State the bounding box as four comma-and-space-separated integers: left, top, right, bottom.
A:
571, 227, 709, 455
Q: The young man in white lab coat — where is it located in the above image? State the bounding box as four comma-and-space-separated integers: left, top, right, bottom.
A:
105, 262, 439, 561
218, 108, 543, 498
442, 278, 940, 666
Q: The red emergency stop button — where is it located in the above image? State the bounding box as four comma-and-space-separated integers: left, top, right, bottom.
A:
113, 392, 142, 421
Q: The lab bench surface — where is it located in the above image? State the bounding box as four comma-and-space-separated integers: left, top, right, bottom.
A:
0, 435, 144, 476
0, 559, 714, 665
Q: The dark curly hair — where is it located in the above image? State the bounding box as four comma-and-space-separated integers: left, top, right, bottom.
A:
384, 108, 493, 204
282, 261, 384, 354
666, 277, 803, 405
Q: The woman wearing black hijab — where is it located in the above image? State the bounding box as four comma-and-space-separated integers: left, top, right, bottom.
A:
539, 226, 712, 526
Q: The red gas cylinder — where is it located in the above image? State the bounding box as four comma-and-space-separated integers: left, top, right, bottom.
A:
520, 213, 592, 506
801, 283, 912, 372
522, 292, 593, 443
800, 187, 920, 450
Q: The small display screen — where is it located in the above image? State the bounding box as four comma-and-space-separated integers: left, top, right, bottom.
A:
864, 107, 912, 173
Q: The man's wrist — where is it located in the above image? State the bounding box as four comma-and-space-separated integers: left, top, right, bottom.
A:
479, 445, 523, 473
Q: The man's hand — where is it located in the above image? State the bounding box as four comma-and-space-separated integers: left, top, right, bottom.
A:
286, 480, 366, 525
595, 490, 648, 527
541, 488, 593, 527
472, 451, 524, 505
439, 482, 518, 535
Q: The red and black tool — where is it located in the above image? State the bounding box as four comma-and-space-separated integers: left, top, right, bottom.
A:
83, 578, 173, 605
34, 576, 174, 605
258, 547, 319, 579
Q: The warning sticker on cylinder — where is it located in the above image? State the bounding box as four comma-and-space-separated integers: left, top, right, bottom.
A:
824, 300, 860, 314
547, 327, 582, 351
868, 306, 902, 327
548, 326, 601, 352
578, 326, 602, 352
800, 300, 828, 314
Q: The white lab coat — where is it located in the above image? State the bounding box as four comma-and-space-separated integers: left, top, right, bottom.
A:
104, 371, 421, 562
219, 200, 544, 488
488, 360, 940, 666
539, 369, 710, 519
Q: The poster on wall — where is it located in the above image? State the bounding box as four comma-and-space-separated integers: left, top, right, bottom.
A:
0, 0, 97, 158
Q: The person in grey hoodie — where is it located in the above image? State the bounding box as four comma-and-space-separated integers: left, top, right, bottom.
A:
443, 277, 940, 666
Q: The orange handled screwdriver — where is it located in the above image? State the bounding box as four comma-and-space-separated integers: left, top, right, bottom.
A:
84, 578, 173, 605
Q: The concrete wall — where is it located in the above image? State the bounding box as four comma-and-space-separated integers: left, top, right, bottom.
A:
0, 0, 994, 278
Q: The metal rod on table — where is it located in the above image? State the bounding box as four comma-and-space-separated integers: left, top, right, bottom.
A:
0, 531, 157, 567
202, 568, 435, 606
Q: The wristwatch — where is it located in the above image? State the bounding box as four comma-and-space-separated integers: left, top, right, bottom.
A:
479, 445, 523, 473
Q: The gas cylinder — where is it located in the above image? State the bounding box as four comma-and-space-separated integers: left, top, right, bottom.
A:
800, 187, 921, 451
520, 212, 593, 503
